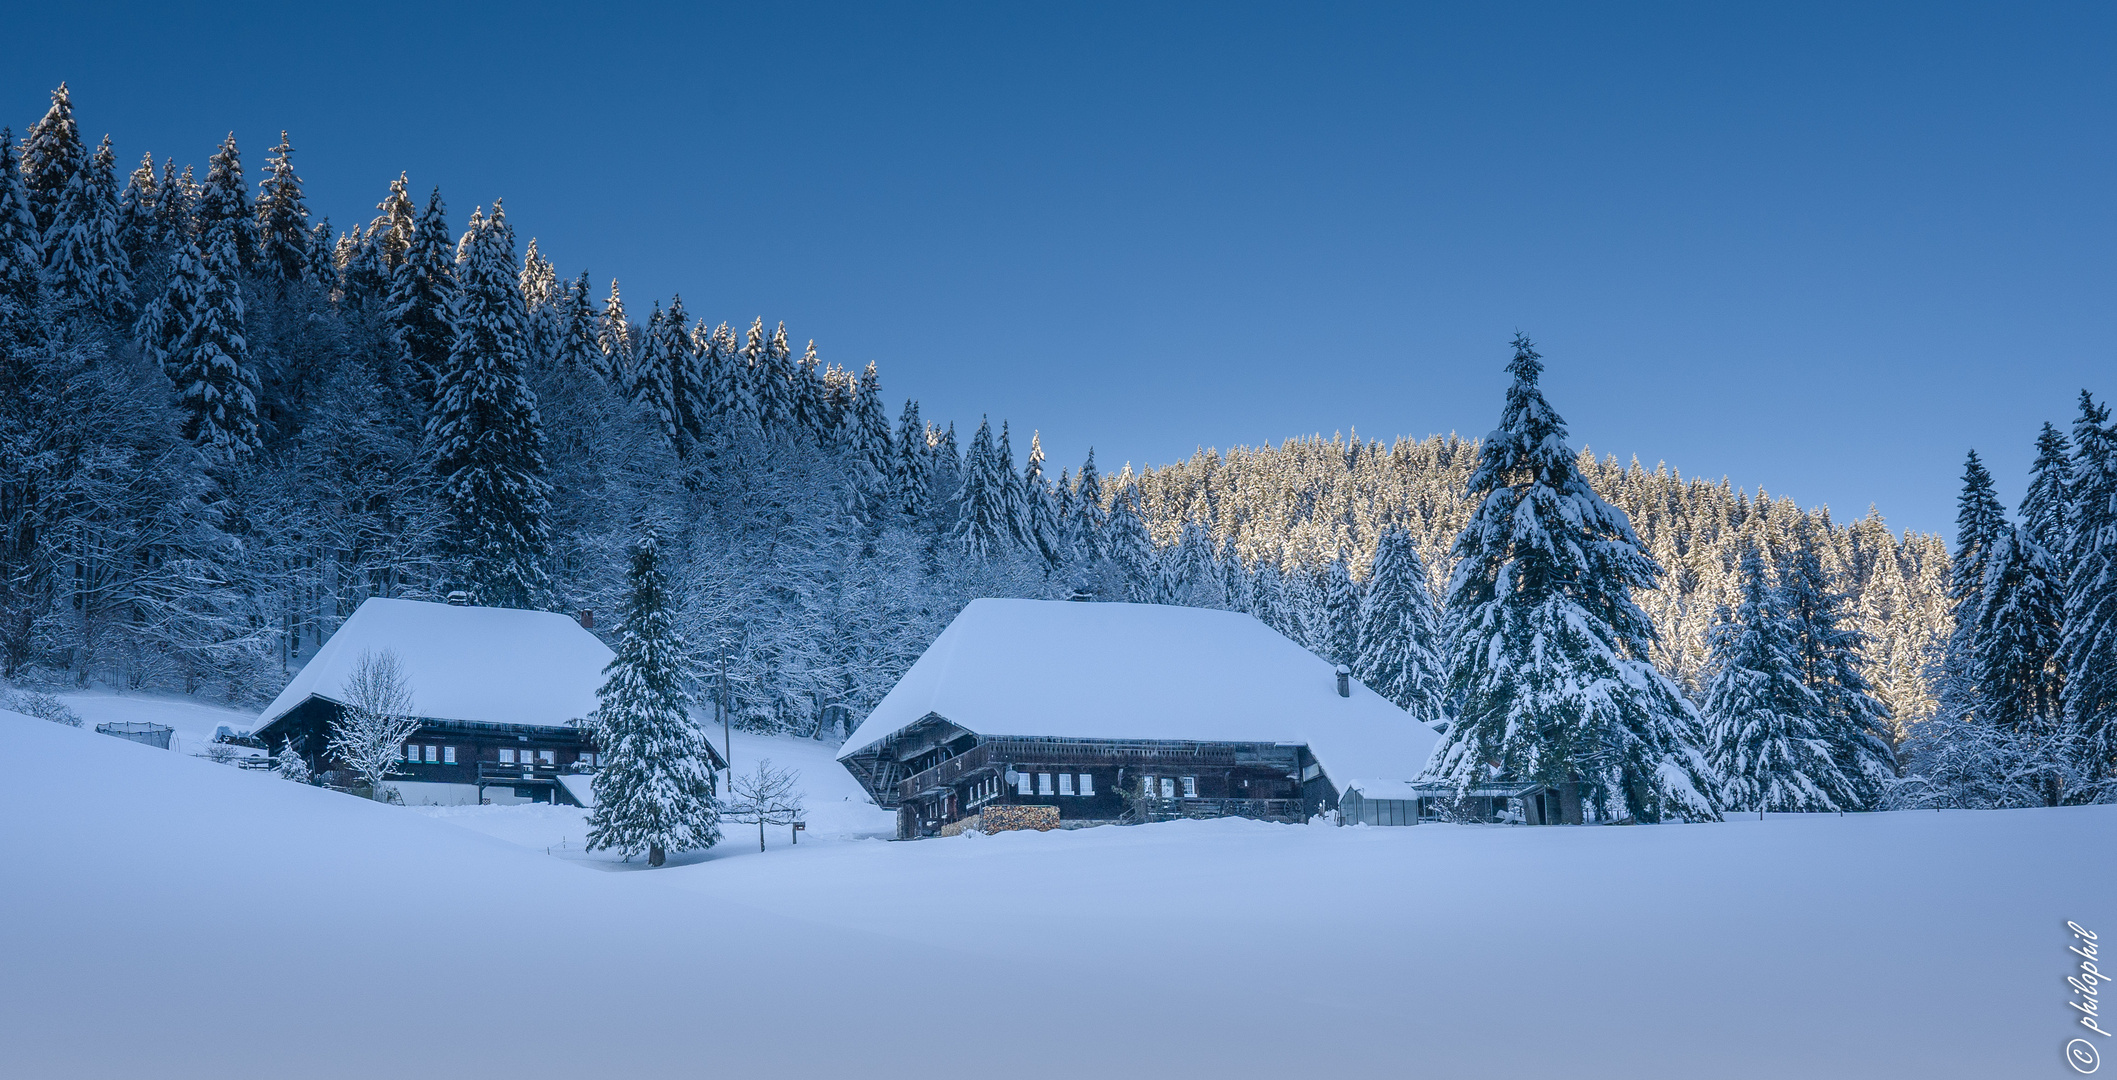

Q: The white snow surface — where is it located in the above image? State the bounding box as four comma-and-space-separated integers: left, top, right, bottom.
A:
256, 597, 613, 731
840, 598, 1441, 783
4, 704, 2111, 1078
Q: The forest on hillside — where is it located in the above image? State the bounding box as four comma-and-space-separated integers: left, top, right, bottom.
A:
7, 83, 2108, 814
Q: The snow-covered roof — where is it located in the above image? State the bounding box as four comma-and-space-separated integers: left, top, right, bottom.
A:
839, 599, 1440, 784
257, 598, 612, 732
1340, 779, 1426, 802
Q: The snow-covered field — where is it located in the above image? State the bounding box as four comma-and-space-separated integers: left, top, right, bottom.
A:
1, 706, 2107, 1079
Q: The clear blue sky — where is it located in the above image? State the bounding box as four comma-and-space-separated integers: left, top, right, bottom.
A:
11, 2, 2112, 538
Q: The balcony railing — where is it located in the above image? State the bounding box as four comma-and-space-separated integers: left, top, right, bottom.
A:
474, 761, 567, 785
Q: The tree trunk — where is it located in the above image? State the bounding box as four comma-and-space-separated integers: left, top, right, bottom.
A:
648, 843, 665, 868
758, 818, 766, 852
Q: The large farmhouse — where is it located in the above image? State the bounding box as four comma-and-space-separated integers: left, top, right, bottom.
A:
253, 597, 721, 806
837, 598, 1446, 839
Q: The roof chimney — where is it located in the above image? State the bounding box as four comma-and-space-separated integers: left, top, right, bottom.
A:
445, 591, 472, 606
1335, 664, 1351, 698
578, 609, 595, 629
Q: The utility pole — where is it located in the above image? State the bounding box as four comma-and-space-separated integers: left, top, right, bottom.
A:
718, 641, 732, 789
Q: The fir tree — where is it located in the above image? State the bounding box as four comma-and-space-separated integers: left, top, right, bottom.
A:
369, 172, 415, 270
1353, 527, 1445, 722
701, 320, 760, 439
1021, 431, 1064, 568
275, 737, 311, 783
1321, 557, 1359, 666
1777, 525, 1896, 808
553, 272, 602, 374
587, 531, 722, 867
0, 128, 40, 315
40, 134, 131, 319
891, 400, 932, 518
193, 133, 258, 271
1975, 524, 2067, 737
169, 232, 261, 457
598, 280, 634, 385
2060, 392, 2117, 794
254, 131, 311, 284
995, 421, 1028, 547
1101, 482, 1157, 602
116, 152, 167, 275
428, 203, 553, 609
2021, 422, 2073, 560
385, 188, 457, 406
951, 418, 1013, 558
1940, 451, 2008, 719
18, 84, 84, 238
1704, 547, 1853, 813
849, 363, 894, 509
633, 299, 686, 456
1427, 336, 1718, 823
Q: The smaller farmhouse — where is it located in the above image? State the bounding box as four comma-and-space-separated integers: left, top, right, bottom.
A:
254, 597, 720, 805
838, 598, 1448, 838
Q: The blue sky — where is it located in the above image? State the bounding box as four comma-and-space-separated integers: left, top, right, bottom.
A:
10, 2, 2112, 537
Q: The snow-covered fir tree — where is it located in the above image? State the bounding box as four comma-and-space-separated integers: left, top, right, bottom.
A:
1776, 524, 1895, 809
192, 133, 257, 271
18, 83, 83, 238
1705, 547, 1855, 813
428, 203, 553, 609
2060, 392, 2117, 797
951, 418, 1013, 558
41, 134, 132, 319
386, 188, 456, 405
1427, 336, 1719, 823
1352, 527, 1445, 722
169, 232, 260, 457
587, 531, 722, 867
253, 131, 310, 284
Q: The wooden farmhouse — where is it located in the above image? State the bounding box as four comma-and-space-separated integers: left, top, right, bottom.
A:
837, 598, 1451, 839
253, 597, 721, 805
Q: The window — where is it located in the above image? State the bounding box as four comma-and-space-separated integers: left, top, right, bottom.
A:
499, 748, 515, 764
538, 750, 555, 765
1142, 775, 1157, 799
1016, 771, 1032, 796
1078, 773, 1094, 797
579, 752, 597, 767
1181, 776, 1198, 799
1037, 773, 1053, 796
1058, 774, 1074, 796
443, 746, 457, 765
424, 745, 438, 764
400, 744, 412, 761
1159, 778, 1176, 799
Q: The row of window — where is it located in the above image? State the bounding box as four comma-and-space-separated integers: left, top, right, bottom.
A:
1015, 772, 1097, 797
397, 746, 581, 766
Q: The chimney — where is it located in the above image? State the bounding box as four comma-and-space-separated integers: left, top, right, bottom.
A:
578, 609, 595, 629
445, 591, 472, 606
1335, 664, 1351, 698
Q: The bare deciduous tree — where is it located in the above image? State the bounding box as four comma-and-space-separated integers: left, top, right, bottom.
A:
325, 648, 418, 799
726, 758, 803, 852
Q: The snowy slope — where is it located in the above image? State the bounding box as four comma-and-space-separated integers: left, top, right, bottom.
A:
1, 709, 2108, 1079
60, 688, 267, 754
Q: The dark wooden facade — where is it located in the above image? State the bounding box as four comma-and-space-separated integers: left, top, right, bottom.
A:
841, 713, 1345, 839
261, 695, 622, 804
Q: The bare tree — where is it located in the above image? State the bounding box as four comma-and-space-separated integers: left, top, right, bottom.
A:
325, 648, 418, 799
726, 758, 804, 852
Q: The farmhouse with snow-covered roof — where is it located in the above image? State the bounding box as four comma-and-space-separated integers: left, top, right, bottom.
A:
254, 596, 720, 806
837, 598, 1453, 839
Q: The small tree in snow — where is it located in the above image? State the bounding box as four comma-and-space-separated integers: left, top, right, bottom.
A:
275, 738, 312, 783
726, 758, 803, 852
325, 648, 418, 799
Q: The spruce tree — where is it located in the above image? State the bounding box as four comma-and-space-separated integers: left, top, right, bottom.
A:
891, 400, 932, 518
170, 233, 261, 457
701, 320, 760, 439
369, 172, 415, 271
2060, 392, 2117, 795
193, 133, 257, 271
951, 418, 1012, 558
587, 531, 722, 867
18, 84, 84, 238
1940, 451, 2008, 720
995, 421, 1027, 547
385, 188, 457, 406
2021, 422, 2073, 561
1428, 336, 1718, 823
1021, 431, 1064, 568
40, 134, 131, 319
1353, 527, 1445, 722
428, 203, 554, 609
1101, 483, 1157, 602
1321, 557, 1359, 666
0, 128, 40, 315
1705, 547, 1853, 813
632, 299, 685, 456
849, 363, 894, 508
254, 131, 311, 284
1777, 526, 1896, 808
1975, 524, 2067, 736
554, 272, 602, 374
598, 280, 634, 384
